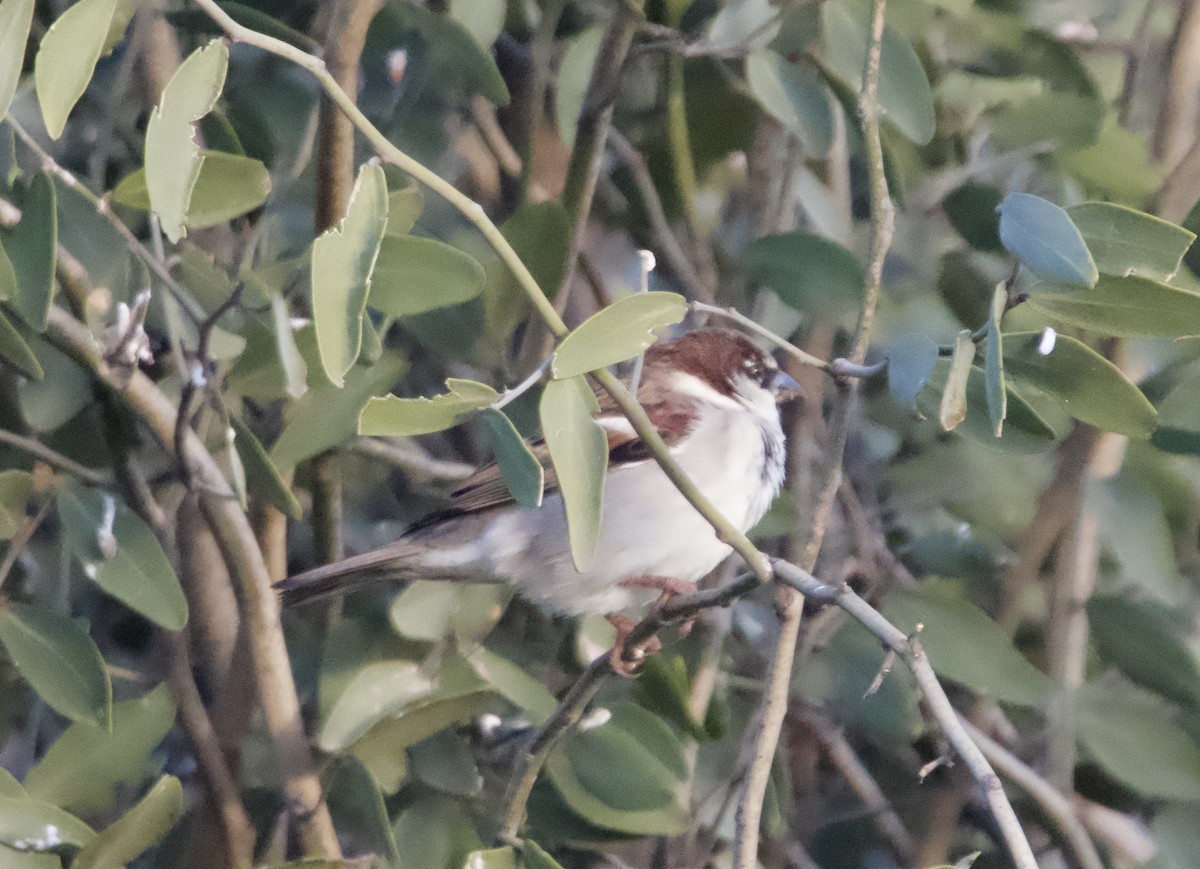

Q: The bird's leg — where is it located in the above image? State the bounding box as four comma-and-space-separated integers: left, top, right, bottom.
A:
605, 614, 660, 677
619, 574, 702, 637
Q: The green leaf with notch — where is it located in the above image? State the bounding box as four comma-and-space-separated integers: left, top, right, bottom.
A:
312, 161, 389, 387
368, 235, 485, 317
144, 39, 228, 242
1025, 274, 1200, 337
57, 483, 188, 630
481, 408, 544, 508
540, 376, 607, 571
35, 0, 120, 140
1066, 202, 1194, 281
552, 292, 687, 379
0, 602, 111, 729
359, 377, 498, 437
998, 192, 1097, 288
1002, 331, 1156, 437
71, 775, 184, 869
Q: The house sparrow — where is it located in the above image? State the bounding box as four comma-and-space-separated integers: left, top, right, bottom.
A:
276, 329, 798, 620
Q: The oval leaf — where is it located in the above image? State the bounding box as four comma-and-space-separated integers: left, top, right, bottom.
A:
1002, 331, 1156, 437
368, 235, 485, 318
56, 483, 188, 630
111, 150, 272, 229
312, 161, 389, 386
1026, 274, 1200, 337
1088, 594, 1200, 709
552, 292, 687, 379
745, 50, 833, 156
481, 408, 544, 508
230, 415, 302, 519
1066, 202, 1195, 281
7, 172, 57, 331
0, 0, 34, 121
886, 333, 938, 411
0, 469, 32, 540
743, 232, 865, 316
0, 306, 43, 379
939, 330, 973, 431
318, 661, 435, 752
359, 377, 498, 437
35, 0, 120, 140
540, 376, 607, 571
997, 192, 1098, 288
144, 40, 229, 243
0, 602, 111, 728
984, 284, 1007, 436
0, 797, 94, 852
72, 775, 184, 869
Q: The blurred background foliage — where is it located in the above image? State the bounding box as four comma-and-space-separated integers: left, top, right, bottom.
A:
3, 0, 1200, 867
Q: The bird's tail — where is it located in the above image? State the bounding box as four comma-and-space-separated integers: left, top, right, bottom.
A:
274, 539, 429, 606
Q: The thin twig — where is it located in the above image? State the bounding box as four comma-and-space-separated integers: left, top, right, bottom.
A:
0, 495, 54, 593
692, 302, 828, 370
346, 438, 475, 482
0, 429, 112, 487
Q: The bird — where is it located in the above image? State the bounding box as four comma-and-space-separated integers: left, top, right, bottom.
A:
276, 329, 798, 629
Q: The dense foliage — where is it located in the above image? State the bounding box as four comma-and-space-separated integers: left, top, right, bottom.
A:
3, 0, 1200, 867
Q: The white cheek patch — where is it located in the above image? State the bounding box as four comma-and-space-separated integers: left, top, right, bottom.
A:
670, 371, 741, 409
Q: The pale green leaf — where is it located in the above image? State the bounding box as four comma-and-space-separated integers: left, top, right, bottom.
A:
385, 179, 423, 237
0, 469, 32, 540
1002, 331, 1156, 437
481, 408, 544, 508
270, 291, 307, 399
368, 235, 485, 317
555, 27, 603, 150
523, 839, 566, 869
485, 202, 571, 342
984, 284, 1007, 436
72, 776, 184, 869
359, 377, 498, 437
0, 603, 111, 728
540, 376, 607, 571
230, 415, 302, 519
0, 797, 93, 852
409, 729, 481, 796
448, 0, 504, 49
706, 0, 780, 52
1066, 202, 1194, 281
552, 292, 687, 379
467, 645, 557, 724
144, 40, 229, 242
1059, 114, 1165, 203
111, 150, 272, 229
6, 172, 57, 331
57, 483, 188, 630
34, 0, 120, 140
745, 50, 832, 156
466, 848, 519, 869
319, 661, 435, 752
0, 307, 42, 379
323, 756, 400, 865
0, 234, 16, 299
24, 684, 175, 813
17, 334, 91, 431
312, 161, 389, 386
0, 0, 35, 121
1088, 594, 1200, 708
998, 192, 1098, 288
1026, 274, 1200, 337
743, 232, 864, 316
939, 330, 973, 431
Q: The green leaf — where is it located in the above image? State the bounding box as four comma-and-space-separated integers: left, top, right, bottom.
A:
0, 797, 94, 852
385, 179, 424, 236
466, 847, 519, 869
359, 377, 498, 437
939, 330, 973, 432
6, 173, 57, 331
540, 376, 607, 572
546, 701, 687, 835
389, 582, 458, 641
1088, 594, 1200, 709
144, 39, 229, 242
17, 334, 91, 431
0, 469, 31, 540
882, 579, 1051, 706
34, 0, 120, 140
323, 756, 400, 865
555, 26, 604, 150
368, 235, 486, 318
1002, 331, 1157, 437
1093, 473, 1181, 604
0, 307, 42, 379
57, 482, 188, 630
0, 235, 16, 300
745, 50, 832, 156
743, 232, 865, 316
0, 602, 111, 728
886, 333, 938, 411
997, 192, 1098, 288
230, 415, 302, 519
1059, 114, 1165, 203
409, 729, 482, 796
984, 284, 1007, 436
486, 202, 571, 342
822, 0, 935, 145
1025, 274, 1200, 337
318, 660, 435, 752
707, 0, 780, 53
943, 182, 1003, 252
71, 775, 184, 869
111, 151, 272, 229
0, 0, 34, 121
1066, 202, 1194, 281
392, 792, 483, 869
991, 92, 1105, 150
466, 645, 557, 724
271, 351, 406, 471
481, 408, 544, 508
552, 292, 687, 379
1077, 674, 1200, 800
24, 684, 175, 813
269, 292, 307, 399
523, 839, 566, 869
312, 161, 389, 387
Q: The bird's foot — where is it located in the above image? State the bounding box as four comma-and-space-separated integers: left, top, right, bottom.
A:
605, 614, 662, 677
619, 575, 700, 636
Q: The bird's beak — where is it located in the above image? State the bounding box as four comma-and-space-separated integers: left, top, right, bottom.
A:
770, 369, 802, 403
